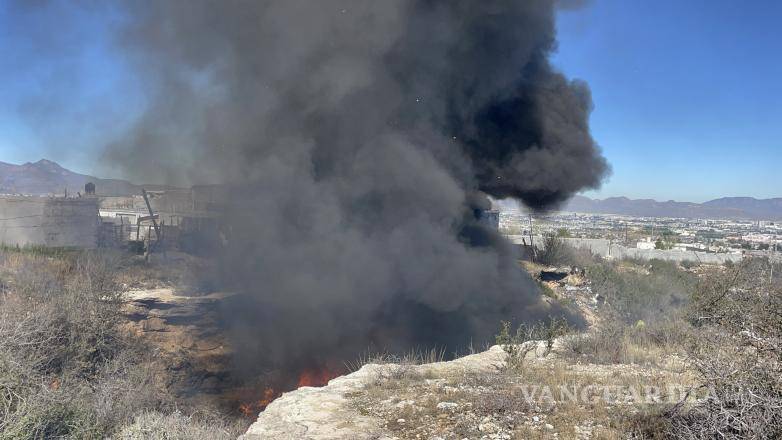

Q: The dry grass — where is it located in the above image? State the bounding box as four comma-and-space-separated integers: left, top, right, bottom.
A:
113, 252, 219, 295
0, 248, 242, 439
511, 359, 697, 439
349, 350, 697, 440
113, 410, 245, 440
559, 316, 689, 366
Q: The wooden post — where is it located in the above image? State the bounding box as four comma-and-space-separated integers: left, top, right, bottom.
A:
528, 213, 537, 261
142, 189, 162, 252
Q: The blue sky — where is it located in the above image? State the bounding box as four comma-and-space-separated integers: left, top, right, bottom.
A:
553, 0, 782, 201
0, 1, 780, 202
0, 1, 138, 174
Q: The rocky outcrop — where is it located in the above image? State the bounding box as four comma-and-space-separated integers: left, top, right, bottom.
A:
240, 346, 508, 440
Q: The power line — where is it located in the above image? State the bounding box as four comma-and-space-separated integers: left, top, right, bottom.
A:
0, 214, 98, 221
0, 214, 45, 221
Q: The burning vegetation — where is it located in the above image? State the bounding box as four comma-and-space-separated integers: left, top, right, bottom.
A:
236, 367, 344, 418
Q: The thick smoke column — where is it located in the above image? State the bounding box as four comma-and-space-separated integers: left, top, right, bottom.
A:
106, 1, 608, 370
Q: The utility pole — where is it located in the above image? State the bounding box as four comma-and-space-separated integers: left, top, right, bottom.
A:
528, 213, 537, 262
528, 213, 534, 248
141, 189, 162, 252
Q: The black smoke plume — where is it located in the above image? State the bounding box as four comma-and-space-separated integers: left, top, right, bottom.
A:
104, 1, 609, 372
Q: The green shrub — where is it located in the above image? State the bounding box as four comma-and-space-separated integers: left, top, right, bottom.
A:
587, 259, 696, 325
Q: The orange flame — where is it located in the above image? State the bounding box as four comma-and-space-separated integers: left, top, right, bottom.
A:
238, 367, 342, 417
238, 403, 254, 417
296, 367, 339, 388
239, 387, 280, 417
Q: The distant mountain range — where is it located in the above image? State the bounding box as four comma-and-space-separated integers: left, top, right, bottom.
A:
564, 195, 782, 221
0, 159, 142, 196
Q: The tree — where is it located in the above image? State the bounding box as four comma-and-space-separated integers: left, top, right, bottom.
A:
537, 234, 573, 266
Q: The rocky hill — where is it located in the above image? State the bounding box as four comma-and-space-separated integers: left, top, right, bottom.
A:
0, 159, 141, 196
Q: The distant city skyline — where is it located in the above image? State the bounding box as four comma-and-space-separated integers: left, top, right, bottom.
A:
1, 1, 780, 203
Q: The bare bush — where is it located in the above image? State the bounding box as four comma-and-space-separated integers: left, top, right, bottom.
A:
643, 260, 782, 439
495, 317, 570, 371
0, 250, 173, 439
536, 234, 572, 267
560, 316, 630, 364
560, 313, 685, 366
535, 234, 599, 268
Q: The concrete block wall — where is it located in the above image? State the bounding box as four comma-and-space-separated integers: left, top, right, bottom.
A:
0, 196, 99, 248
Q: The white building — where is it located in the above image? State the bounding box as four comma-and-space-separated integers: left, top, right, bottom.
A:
636, 237, 655, 250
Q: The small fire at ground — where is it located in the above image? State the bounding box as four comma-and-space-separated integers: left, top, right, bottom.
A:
296, 367, 339, 388
238, 366, 343, 417
239, 388, 281, 417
